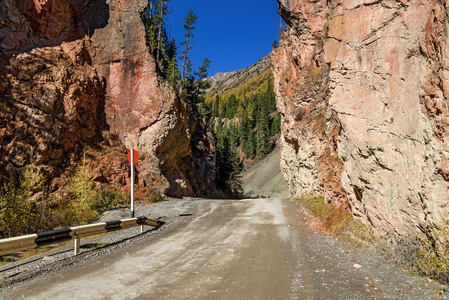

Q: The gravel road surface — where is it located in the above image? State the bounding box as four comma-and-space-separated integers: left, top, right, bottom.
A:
1, 198, 448, 299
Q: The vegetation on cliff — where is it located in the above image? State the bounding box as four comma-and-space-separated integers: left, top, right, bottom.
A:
142, 1, 211, 115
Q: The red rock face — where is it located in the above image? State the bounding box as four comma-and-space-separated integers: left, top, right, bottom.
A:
14, 0, 71, 38
0, 45, 105, 182
0, 0, 216, 197
0, 0, 108, 52
273, 0, 449, 236
86, 0, 215, 196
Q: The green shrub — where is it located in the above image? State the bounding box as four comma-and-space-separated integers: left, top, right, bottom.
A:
94, 185, 129, 212
62, 151, 98, 225
0, 166, 50, 237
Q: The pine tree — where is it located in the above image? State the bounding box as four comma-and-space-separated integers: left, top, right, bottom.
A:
154, 0, 171, 68
256, 106, 271, 158
166, 55, 180, 86
245, 129, 256, 158
165, 39, 180, 85
227, 133, 243, 197
271, 112, 281, 135
179, 8, 198, 95
214, 124, 243, 198
182, 72, 196, 112
143, 0, 171, 75
192, 57, 211, 114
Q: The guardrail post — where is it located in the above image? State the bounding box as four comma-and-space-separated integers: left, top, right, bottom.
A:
141, 225, 144, 233
74, 237, 81, 255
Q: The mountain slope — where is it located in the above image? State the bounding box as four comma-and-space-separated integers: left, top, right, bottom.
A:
241, 147, 289, 198
205, 55, 272, 103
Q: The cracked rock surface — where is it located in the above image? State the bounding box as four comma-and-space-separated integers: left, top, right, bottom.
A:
272, 0, 449, 237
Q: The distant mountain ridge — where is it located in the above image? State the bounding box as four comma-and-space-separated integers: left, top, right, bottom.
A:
205, 55, 271, 101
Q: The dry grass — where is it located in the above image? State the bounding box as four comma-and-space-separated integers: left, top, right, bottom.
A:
297, 196, 449, 285
295, 196, 374, 243
379, 229, 449, 286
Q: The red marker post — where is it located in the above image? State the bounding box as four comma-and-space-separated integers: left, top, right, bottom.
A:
127, 149, 139, 218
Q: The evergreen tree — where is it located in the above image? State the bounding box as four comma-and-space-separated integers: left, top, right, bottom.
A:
256, 106, 271, 158
165, 39, 180, 85
214, 124, 243, 198
244, 129, 256, 158
182, 73, 196, 113
166, 55, 180, 86
195, 57, 211, 80
271, 112, 281, 135
227, 133, 243, 197
154, 0, 171, 69
179, 8, 198, 95
192, 57, 211, 114
142, 3, 158, 55
142, 0, 171, 75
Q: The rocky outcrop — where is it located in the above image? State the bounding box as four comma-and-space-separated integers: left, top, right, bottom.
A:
85, 0, 215, 196
0, 0, 215, 197
272, 0, 449, 237
172, 119, 216, 198
0, 42, 105, 183
271, 0, 347, 210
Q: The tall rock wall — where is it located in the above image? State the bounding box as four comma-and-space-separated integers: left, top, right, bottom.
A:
0, 0, 215, 197
0, 0, 108, 182
272, 0, 449, 236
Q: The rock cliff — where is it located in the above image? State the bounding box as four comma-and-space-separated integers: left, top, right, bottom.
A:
272, 0, 449, 237
0, 0, 215, 197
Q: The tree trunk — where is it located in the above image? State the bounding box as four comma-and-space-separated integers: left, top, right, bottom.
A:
180, 37, 189, 95
156, 0, 164, 67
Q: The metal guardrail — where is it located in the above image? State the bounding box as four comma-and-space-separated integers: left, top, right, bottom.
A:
0, 217, 164, 256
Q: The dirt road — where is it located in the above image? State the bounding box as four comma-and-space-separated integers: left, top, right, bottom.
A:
2, 198, 447, 299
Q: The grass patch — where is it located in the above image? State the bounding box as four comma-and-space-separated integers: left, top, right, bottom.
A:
146, 186, 165, 203
94, 185, 129, 212
297, 196, 351, 234
295, 196, 374, 242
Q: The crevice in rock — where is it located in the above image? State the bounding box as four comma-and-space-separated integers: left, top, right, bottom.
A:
352, 184, 363, 202
284, 136, 300, 155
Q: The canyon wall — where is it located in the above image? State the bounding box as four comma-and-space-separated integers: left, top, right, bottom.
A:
272, 0, 449, 236
0, 0, 215, 197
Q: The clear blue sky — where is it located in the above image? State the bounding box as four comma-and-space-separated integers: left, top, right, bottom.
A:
167, 0, 281, 77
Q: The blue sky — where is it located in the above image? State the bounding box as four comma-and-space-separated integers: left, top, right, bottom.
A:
167, 0, 281, 77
